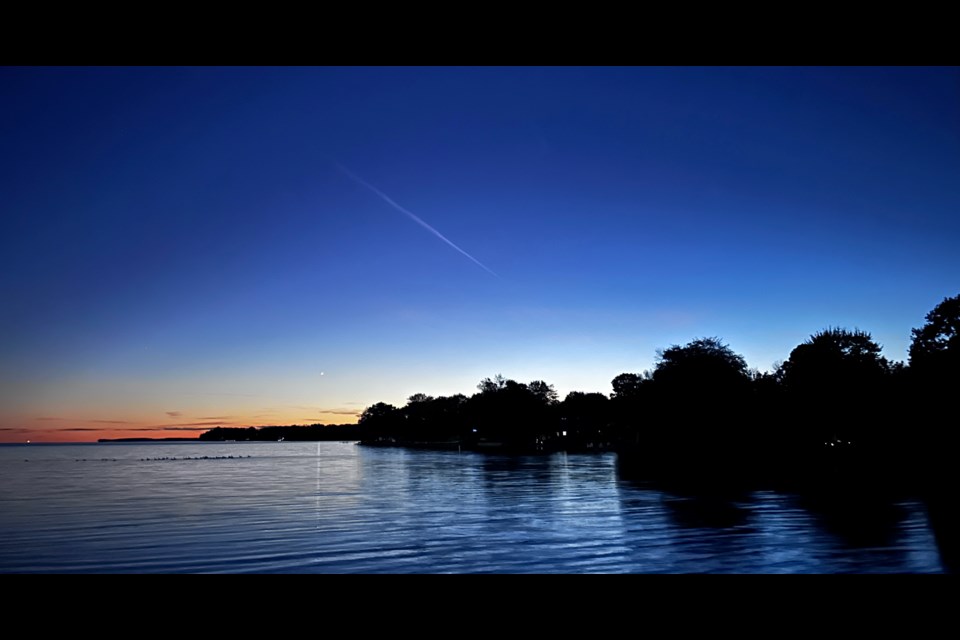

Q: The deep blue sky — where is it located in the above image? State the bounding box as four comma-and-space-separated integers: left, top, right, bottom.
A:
2, 67, 958, 439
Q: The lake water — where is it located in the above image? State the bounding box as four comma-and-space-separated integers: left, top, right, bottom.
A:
0, 441, 948, 573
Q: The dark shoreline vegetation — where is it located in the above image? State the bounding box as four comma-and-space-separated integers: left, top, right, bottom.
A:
196, 295, 959, 494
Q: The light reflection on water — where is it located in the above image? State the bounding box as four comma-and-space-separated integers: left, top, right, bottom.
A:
0, 441, 947, 573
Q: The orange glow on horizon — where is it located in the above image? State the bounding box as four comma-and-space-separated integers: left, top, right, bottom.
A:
1, 411, 361, 443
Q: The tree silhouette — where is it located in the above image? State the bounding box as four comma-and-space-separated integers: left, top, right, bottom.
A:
358, 402, 403, 442
778, 328, 891, 394
477, 374, 507, 394
777, 328, 892, 452
560, 391, 610, 449
466, 376, 558, 450
907, 294, 960, 477
653, 337, 750, 391
407, 393, 434, 405
611, 372, 650, 399
609, 372, 654, 445
342, 292, 958, 491
909, 294, 960, 378
402, 394, 433, 441
402, 393, 467, 442
359, 402, 401, 424
627, 338, 753, 476
527, 380, 559, 405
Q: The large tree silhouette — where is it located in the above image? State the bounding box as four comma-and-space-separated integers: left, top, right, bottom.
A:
345, 294, 958, 489
560, 391, 611, 449
907, 294, 960, 475
909, 294, 960, 379
777, 328, 892, 450
778, 328, 890, 394
653, 337, 750, 392
468, 376, 557, 449
358, 402, 403, 442
611, 372, 650, 399
636, 338, 754, 474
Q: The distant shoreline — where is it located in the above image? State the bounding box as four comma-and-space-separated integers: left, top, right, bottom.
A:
98, 437, 199, 443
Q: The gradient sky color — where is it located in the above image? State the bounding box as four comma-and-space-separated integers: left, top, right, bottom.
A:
2, 67, 958, 441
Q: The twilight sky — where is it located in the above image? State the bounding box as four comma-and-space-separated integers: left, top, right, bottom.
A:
2, 66, 958, 441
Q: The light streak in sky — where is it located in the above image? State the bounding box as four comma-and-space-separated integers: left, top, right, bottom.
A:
336, 163, 499, 278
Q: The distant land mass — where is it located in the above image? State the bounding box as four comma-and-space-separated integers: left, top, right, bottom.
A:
98, 437, 200, 443
97, 424, 362, 443
198, 424, 361, 442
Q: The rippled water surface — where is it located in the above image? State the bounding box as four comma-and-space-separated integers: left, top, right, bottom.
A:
0, 442, 948, 573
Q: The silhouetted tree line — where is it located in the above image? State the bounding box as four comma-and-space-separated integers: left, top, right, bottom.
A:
195, 295, 958, 490
355, 294, 960, 489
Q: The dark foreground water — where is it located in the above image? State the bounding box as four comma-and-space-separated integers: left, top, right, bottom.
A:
0, 441, 949, 573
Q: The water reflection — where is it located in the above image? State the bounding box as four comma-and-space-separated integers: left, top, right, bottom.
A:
794, 491, 906, 549
661, 493, 754, 531
613, 455, 945, 573
0, 442, 948, 573
924, 491, 959, 574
